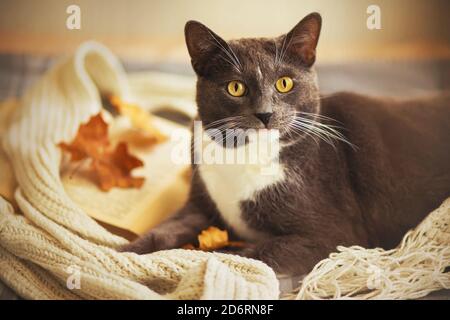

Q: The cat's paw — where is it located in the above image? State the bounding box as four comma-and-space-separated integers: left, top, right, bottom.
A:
214, 246, 257, 259
119, 232, 168, 254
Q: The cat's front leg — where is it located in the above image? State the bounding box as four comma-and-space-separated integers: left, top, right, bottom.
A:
120, 202, 212, 254
221, 235, 332, 276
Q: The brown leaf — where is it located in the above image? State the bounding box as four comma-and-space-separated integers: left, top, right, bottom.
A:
109, 95, 168, 144
91, 142, 145, 191
60, 114, 109, 161
198, 226, 229, 251
183, 226, 247, 252
59, 113, 145, 191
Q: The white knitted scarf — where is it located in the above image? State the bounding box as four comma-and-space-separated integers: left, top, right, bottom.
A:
0, 42, 448, 300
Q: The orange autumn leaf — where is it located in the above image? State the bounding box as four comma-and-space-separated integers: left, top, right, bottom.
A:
59, 113, 145, 191
183, 226, 246, 251
198, 226, 229, 251
60, 114, 109, 161
109, 95, 168, 143
92, 142, 145, 191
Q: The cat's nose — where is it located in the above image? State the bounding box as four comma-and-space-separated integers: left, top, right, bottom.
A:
255, 112, 273, 127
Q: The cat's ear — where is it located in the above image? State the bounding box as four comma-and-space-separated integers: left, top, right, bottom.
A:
284, 12, 322, 67
185, 21, 227, 75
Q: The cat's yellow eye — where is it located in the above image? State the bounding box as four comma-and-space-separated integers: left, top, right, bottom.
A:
275, 76, 294, 93
227, 81, 246, 97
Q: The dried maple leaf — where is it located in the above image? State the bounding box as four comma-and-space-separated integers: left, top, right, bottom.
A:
183, 226, 246, 251
92, 142, 145, 191
59, 113, 145, 191
198, 226, 229, 251
60, 114, 109, 161
109, 95, 168, 143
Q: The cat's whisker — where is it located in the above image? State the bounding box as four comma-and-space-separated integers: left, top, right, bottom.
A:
208, 49, 241, 73
225, 43, 243, 70
286, 123, 320, 147
295, 118, 355, 148
289, 124, 330, 150
295, 111, 336, 122
273, 41, 279, 67
291, 120, 339, 146
295, 111, 344, 126
206, 40, 240, 71
277, 33, 295, 68
275, 35, 287, 68
292, 121, 340, 147
206, 32, 242, 72
295, 117, 348, 139
292, 118, 357, 150
291, 121, 337, 149
202, 116, 245, 130
276, 36, 287, 67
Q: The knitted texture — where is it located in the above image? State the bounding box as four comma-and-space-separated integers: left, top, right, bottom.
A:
0, 42, 279, 300
295, 198, 450, 299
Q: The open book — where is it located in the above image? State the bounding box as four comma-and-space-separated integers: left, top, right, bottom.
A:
60, 115, 191, 240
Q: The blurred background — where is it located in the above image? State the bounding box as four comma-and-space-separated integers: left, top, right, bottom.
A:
0, 0, 449, 97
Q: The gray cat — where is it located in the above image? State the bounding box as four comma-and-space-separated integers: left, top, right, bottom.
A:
122, 13, 450, 275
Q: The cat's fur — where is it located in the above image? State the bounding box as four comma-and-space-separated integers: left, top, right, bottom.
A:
122, 13, 450, 275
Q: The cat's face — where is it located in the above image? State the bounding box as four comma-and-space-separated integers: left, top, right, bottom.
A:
185, 13, 322, 144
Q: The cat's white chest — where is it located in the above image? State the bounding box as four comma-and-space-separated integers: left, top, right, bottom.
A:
197, 129, 285, 240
